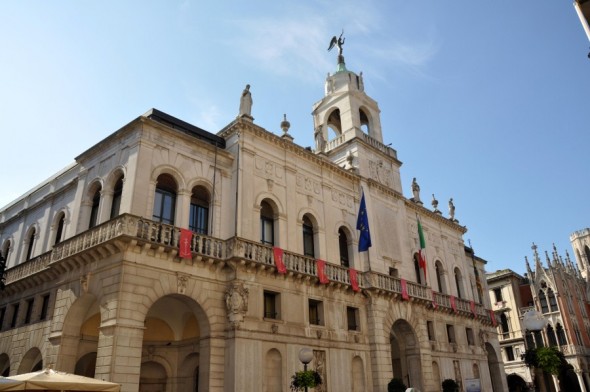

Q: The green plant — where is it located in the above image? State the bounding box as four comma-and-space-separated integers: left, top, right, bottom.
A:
387, 377, 407, 392
522, 347, 565, 375
535, 346, 564, 375
442, 378, 459, 392
290, 370, 322, 391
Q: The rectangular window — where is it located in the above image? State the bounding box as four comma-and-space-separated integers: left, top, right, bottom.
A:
40, 294, 50, 321
0, 307, 5, 331
261, 218, 274, 245
389, 267, 399, 278
24, 298, 34, 324
446, 324, 455, 344
153, 189, 176, 225
189, 203, 209, 234
493, 287, 503, 302
10, 303, 19, 328
263, 291, 279, 319
303, 225, 315, 257
427, 321, 435, 341
466, 327, 475, 346
309, 299, 323, 326
347, 307, 359, 331
506, 346, 515, 361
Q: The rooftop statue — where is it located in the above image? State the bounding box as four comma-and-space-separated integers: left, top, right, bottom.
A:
327, 31, 345, 56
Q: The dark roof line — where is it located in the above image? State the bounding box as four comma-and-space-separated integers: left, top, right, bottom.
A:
144, 108, 225, 148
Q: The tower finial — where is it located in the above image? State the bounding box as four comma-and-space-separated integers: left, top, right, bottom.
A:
327, 31, 346, 72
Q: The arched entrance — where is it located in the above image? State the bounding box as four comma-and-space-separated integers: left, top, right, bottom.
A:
18, 348, 42, 374
559, 365, 582, 392
58, 294, 100, 374
74, 352, 97, 377
390, 319, 423, 390
507, 374, 528, 392
0, 353, 10, 376
140, 294, 208, 392
485, 342, 502, 392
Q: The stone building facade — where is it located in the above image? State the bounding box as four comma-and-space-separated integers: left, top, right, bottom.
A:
0, 52, 505, 391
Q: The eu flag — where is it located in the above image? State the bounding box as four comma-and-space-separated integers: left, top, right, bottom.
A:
356, 191, 372, 252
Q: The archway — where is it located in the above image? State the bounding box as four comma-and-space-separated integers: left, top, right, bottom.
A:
507, 374, 527, 392
559, 365, 582, 392
140, 294, 208, 392
0, 353, 10, 377
485, 342, 502, 392
140, 361, 167, 392
390, 319, 423, 390
74, 352, 97, 377
18, 348, 42, 374
58, 294, 100, 374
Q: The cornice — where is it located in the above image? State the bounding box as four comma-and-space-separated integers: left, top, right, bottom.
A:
220, 119, 360, 183
404, 197, 468, 234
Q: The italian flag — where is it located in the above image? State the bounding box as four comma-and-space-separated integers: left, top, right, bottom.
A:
417, 216, 427, 284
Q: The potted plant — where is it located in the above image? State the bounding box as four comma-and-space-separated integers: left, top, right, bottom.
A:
442, 378, 459, 392
387, 377, 407, 392
290, 369, 322, 391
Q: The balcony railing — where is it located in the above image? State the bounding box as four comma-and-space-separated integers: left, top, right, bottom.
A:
3, 214, 492, 324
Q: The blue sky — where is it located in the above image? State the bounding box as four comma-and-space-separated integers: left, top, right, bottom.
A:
1, 1, 588, 275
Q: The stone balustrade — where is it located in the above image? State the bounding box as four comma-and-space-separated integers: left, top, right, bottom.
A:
4, 214, 492, 324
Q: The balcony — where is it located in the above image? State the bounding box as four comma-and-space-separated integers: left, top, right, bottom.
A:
3, 214, 494, 325
493, 300, 511, 311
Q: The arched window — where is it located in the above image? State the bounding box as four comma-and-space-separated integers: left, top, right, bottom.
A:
110, 177, 123, 219
435, 261, 445, 293
338, 227, 350, 267
189, 186, 210, 234
547, 288, 557, 312
413, 253, 422, 285
547, 324, 557, 346
260, 201, 275, 246
326, 108, 342, 139
539, 290, 549, 314
54, 213, 65, 246
88, 189, 101, 229
454, 268, 463, 298
152, 174, 177, 225
473, 363, 480, 379
302, 215, 315, 257
2, 240, 11, 265
359, 108, 370, 134
585, 245, 590, 266
556, 323, 567, 346
25, 228, 36, 261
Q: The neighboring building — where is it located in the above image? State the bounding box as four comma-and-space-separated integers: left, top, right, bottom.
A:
524, 242, 590, 391
489, 236, 590, 391
574, 0, 590, 42
486, 269, 532, 391
0, 49, 504, 391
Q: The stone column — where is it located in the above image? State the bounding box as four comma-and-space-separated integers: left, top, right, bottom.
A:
576, 369, 587, 392
95, 323, 145, 392
365, 294, 393, 390
176, 190, 191, 229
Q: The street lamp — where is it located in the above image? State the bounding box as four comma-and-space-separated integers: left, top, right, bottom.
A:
298, 347, 314, 392
522, 309, 548, 392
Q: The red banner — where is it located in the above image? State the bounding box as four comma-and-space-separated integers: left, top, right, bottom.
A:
316, 260, 329, 284
432, 290, 438, 309
470, 300, 476, 317
489, 309, 497, 326
179, 229, 192, 259
450, 295, 457, 313
273, 247, 287, 274
401, 279, 409, 300
349, 268, 360, 292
